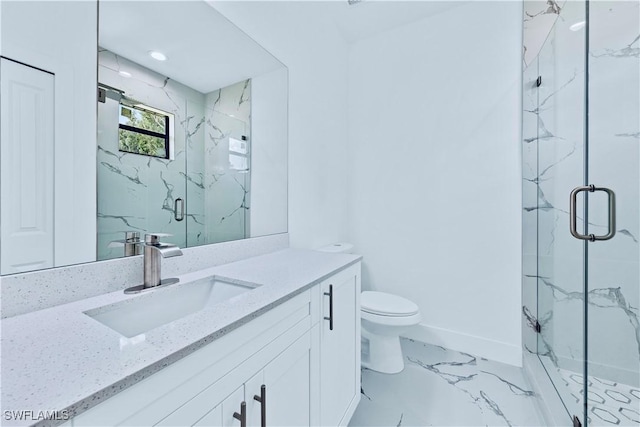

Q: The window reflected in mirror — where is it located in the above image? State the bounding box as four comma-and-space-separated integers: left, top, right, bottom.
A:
118, 103, 172, 159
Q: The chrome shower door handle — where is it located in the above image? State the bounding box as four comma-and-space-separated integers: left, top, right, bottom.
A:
570, 185, 591, 241
174, 198, 185, 222
569, 185, 616, 241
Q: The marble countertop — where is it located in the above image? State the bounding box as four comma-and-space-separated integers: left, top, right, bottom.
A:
0, 248, 361, 427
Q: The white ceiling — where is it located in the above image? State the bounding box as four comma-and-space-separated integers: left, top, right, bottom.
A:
99, 1, 284, 94
316, 0, 469, 44
99, 1, 468, 93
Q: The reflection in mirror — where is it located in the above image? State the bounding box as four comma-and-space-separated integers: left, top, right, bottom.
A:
0, 0, 288, 274
98, 1, 288, 261
97, 50, 255, 259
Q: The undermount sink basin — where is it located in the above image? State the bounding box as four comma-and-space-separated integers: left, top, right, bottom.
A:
85, 276, 259, 338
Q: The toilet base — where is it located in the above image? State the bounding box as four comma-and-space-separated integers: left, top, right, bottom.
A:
361, 330, 405, 374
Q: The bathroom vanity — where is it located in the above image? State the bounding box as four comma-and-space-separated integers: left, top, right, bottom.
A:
0, 249, 361, 427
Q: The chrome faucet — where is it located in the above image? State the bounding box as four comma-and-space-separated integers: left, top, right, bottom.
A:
124, 233, 183, 294
143, 233, 182, 288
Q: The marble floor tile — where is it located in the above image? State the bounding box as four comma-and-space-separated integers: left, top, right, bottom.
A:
350, 338, 545, 427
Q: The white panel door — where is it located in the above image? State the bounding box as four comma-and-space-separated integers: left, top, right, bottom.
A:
0, 58, 55, 274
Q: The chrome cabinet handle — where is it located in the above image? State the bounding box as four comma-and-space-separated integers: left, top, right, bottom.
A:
324, 284, 334, 331
253, 385, 266, 427
570, 185, 616, 241
233, 401, 246, 427
174, 197, 184, 222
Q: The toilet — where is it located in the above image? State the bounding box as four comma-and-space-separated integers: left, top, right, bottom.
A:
360, 291, 421, 374
316, 243, 422, 375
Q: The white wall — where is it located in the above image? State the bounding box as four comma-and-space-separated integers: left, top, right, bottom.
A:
210, 1, 351, 250
251, 68, 289, 237
213, 1, 525, 365
347, 1, 523, 365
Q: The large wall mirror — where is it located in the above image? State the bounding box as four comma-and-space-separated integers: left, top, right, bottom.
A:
0, 1, 288, 275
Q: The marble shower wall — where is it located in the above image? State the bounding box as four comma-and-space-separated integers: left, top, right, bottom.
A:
97, 50, 251, 260
198, 80, 251, 245
523, 0, 566, 68
522, 0, 640, 392
183, 80, 251, 247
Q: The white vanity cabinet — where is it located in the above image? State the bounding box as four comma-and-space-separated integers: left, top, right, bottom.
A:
70, 262, 360, 427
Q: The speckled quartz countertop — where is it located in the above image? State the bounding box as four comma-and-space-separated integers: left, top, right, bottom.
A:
0, 248, 361, 427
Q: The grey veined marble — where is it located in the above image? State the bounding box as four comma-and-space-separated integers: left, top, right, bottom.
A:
350, 339, 544, 427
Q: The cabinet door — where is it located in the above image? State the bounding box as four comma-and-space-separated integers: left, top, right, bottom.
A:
260, 330, 312, 427
320, 266, 361, 426
183, 385, 244, 427
245, 371, 264, 427
156, 381, 244, 427
155, 315, 313, 427
192, 331, 312, 427
221, 386, 245, 427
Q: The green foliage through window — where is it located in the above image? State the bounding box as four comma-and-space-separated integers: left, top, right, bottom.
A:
118, 104, 170, 158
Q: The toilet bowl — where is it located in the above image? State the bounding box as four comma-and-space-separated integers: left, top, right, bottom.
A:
315, 243, 421, 374
361, 291, 421, 374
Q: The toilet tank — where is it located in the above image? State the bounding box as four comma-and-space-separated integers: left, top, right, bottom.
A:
316, 243, 354, 254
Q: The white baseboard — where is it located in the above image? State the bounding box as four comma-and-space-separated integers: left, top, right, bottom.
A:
402, 323, 522, 367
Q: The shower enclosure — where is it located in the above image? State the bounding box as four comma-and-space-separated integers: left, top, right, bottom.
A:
522, 1, 639, 426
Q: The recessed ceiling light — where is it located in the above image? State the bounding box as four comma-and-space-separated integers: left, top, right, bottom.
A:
118, 70, 132, 78
570, 21, 586, 31
148, 50, 167, 61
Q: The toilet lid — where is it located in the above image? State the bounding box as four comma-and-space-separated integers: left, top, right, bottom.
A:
361, 291, 419, 316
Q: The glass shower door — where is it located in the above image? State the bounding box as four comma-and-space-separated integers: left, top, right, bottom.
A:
527, 1, 638, 425
584, 1, 639, 425
535, 1, 640, 426
534, 0, 588, 422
